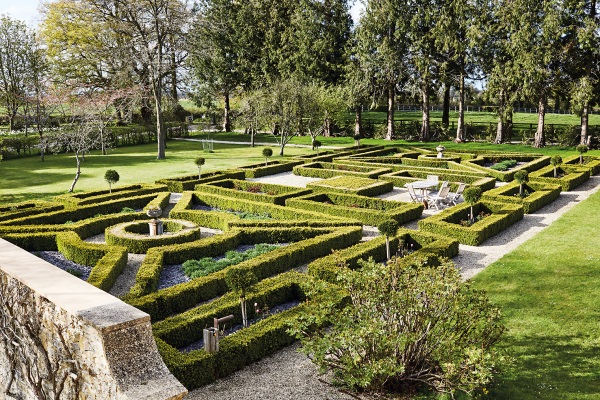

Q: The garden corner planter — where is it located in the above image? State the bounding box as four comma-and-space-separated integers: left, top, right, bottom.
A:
417, 200, 524, 246
481, 181, 562, 214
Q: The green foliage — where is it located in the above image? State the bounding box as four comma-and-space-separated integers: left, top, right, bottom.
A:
463, 186, 482, 205
418, 201, 524, 245
576, 144, 588, 164
290, 257, 507, 396
195, 179, 311, 206
234, 160, 304, 178
377, 219, 398, 238
530, 164, 590, 191
550, 155, 563, 167
225, 267, 258, 296
104, 169, 120, 189
513, 170, 529, 184
105, 220, 202, 253
490, 159, 517, 171
482, 181, 562, 214
306, 176, 393, 196
194, 157, 206, 166
262, 147, 273, 158
182, 244, 278, 278
293, 162, 392, 179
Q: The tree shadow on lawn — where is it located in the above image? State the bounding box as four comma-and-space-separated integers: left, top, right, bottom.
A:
489, 334, 600, 399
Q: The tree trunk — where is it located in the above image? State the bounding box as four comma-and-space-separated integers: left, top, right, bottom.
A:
534, 96, 546, 148
354, 106, 362, 139
386, 84, 394, 140
495, 89, 505, 144
223, 92, 231, 132
68, 152, 82, 192
250, 128, 255, 147
323, 111, 331, 137
506, 108, 513, 138
420, 82, 430, 141
442, 82, 450, 127
241, 297, 248, 328
279, 142, 284, 156
385, 237, 391, 260
581, 102, 589, 145
109, 182, 112, 194
455, 69, 466, 142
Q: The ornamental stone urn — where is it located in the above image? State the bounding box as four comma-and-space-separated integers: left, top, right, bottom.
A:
146, 207, 163, 236
436, 145, 446, 159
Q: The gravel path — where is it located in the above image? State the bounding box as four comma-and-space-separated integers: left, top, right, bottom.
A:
110, 253, 145, 298
247, 171, 322, 188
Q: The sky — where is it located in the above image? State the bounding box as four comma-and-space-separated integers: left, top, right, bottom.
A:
1, 1, 365, 27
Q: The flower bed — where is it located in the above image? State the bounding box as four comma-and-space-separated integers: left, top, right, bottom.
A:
482, 181, 562, 213
293, 162, 392, 179
286, 192, 423, 226
418, 200, 524, 245
195, 179, 311, 206
562, 155, 600, 175
155, 170, 246, 192
308, 229, 459, 283
306, 176, 393, 196
530, 165, 590, 191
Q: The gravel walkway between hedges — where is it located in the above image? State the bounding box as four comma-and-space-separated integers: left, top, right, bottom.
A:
184, 173, 600, 400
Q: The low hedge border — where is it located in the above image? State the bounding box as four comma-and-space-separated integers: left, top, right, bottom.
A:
482, 181, 562, 214
286, 192, 423, 226
461, 155, 551, 182
156, 170, 246, 192
2, 231, 127, 291
53, 184, 167, 207
182, 192, 352, 223
105, 219, 202, 253
55, 231, 127, 291
293, 162, 392, 179
417, 200, 524, 245
378, 170, 497, 192
339, 147, 401, 158
563, 155, 600, 175
399, 157, 449, 169
0, 192, 169, 227
0, 202, 64, 222
307, 229, 459, 283
306, 176, 393, 196
196, 179, 312, 206
418, 154, 463, 163
530, 165, 591, 191
154, 272, 344, 390
126, 226, 363, 320
232, 160, 304, 178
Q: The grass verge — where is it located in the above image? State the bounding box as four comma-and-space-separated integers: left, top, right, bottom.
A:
470, 185, 600, 399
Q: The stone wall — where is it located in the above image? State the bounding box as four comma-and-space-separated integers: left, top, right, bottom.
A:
0, 238, 187, 399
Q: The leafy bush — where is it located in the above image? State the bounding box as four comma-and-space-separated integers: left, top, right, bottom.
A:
182, 244, 279, 278
290, 257, 507, 397
489, 159, 517, 171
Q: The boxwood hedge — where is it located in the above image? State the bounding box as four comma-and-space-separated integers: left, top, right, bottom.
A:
482, 181, 562, 213
530, 165, 590, 191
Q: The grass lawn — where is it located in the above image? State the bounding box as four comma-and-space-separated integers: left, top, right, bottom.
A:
0, 139, 312, 203
471, 188, 600, 399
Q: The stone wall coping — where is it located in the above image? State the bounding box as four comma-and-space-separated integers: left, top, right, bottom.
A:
0, 238, 148, 329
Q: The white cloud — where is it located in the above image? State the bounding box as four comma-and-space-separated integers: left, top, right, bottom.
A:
0, 0, 43, 25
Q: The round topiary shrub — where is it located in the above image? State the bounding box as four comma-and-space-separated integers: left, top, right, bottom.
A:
104, 169, 120, 193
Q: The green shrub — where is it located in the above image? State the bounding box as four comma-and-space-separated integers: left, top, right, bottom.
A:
290, 258, 507, 396
482, 182, 562, 214
418, 200, 524, 246
156, 170, 246, 192
196, 179, 312, 206
293, 162, 392, 179
286, 192, 423, 226
183, 244, 279, 278
105, 219, 202, 253
307, 176, 393, 196
530, 164, 590, 191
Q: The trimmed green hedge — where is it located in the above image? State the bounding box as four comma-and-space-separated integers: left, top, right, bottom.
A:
418, 154, 463, 163
307, 229, 459, 283
482, 181, 562, 213
1, 232, 59, 251
418, 200, 524, 245
154, 272, 343, 390
156, 170, 246, 192
293, 162, 392, 179
530, 165, 590, 191
286, 192, 423, 226
105, 219, 202, 253
196, 179, 311, 206
232, 160, 304, 178
307, 176, 393, 196
378, 170, 497, 192
53, 184, 167, 207
126, 226, 362, 320
0, 202, 64, 223
563, 155, 600, 175
461, 155, 551, 182
0, 192, 168, 227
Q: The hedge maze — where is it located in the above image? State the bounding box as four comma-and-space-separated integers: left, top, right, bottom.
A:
0, 145, 597, 390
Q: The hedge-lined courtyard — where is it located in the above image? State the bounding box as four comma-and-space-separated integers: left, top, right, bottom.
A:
0, 142, 599, 398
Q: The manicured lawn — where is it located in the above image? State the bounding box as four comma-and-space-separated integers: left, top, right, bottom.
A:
0, 140, 312, 203
471, 188, 600, 399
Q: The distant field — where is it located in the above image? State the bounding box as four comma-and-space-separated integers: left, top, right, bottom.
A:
0, 140, 312, 203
